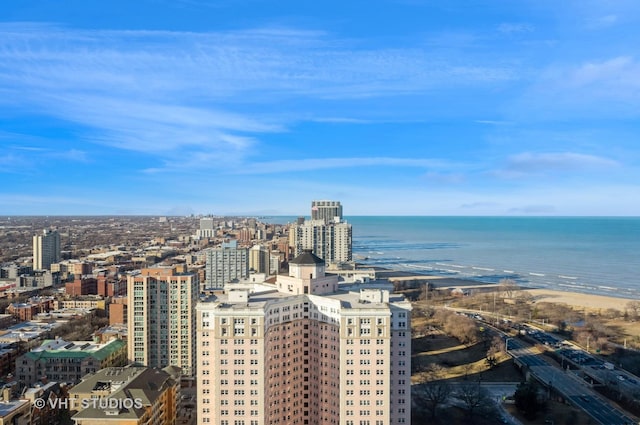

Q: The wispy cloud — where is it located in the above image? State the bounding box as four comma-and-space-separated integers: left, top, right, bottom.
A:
497, 23, 534, 34
475, 120, 512, 126
460, 201, 501, 209
508, 204, 556, 214
494, 152, 619, 179
586, 14, 618, 29
514, 56, 640, 119
233, 157, 450, 175
0, 23, 517, 164
422, 171, 466, 185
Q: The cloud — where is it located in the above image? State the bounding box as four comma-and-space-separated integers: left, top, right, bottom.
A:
495, 152, 619, 178
586, 14, 618, 29
422, 171, 466, 185
0, 23, 517, 163
497, 23, 534, 34
474, 120, 512, 126
508, 205, 556, 214
309, 117, 373, 124
460, 201, 501, 209
50, 149, 90, 163
513, 56, 640, 119
233, 157, 449, 175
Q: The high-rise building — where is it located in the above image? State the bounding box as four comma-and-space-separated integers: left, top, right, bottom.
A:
127, 266, 198, 379
204, 240, 249, 289
198, 217, 216, 239
289, 219, 352, 264
311, 200, 343, 224
33, 229, 61, 270
249, 244, 270, 274
196, 250, 412, 425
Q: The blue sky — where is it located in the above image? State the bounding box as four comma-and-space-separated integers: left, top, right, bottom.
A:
1, 0, 639, 216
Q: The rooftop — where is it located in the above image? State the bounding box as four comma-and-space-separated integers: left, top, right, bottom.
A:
0, 399, 29, 417
25, 338, 126, 361
71, 366, 178, 420
289, 249, 324, 265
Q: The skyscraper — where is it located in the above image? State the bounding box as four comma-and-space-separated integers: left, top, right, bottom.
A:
204, 240, 249, 289
289, 219, 352, 264
195, 250, 412, 425
290, 200, 352, 265
33, 229, 61, 270
311, 200, 343, 223
249, 244, 270, 274
127, 266, 198, 380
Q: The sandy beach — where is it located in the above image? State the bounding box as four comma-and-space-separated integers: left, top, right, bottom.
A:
376, 267, 634, 312
523, 288, 633, 312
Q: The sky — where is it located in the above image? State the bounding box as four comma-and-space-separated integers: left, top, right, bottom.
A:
1, 0, 639, 216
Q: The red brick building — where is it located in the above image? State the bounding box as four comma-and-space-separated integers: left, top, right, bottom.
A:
65, 277, 98, 296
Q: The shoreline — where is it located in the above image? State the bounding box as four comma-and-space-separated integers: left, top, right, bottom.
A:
367, 265, 635, 312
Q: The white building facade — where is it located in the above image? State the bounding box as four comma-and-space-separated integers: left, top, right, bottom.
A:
204, 240, 249, 290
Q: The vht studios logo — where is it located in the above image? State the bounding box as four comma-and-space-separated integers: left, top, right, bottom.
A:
34, 397, 143, 410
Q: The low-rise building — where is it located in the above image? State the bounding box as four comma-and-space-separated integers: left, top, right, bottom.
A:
6, 297, 55, 321
53, 297, 106, 312
23, 381, 69, 425
0, 398, 30, 425
70, 366, 179, 425
15, 338, 127, 386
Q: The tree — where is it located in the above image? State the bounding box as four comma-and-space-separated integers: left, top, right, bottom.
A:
499, 278, 519, 299
626, 301, 640, 321
486, 336, 504, 369
514, 379, 546, 420
416, 381, 453, 419
457, 381, 493, 419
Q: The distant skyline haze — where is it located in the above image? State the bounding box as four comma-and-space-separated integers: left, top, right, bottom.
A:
1, 0, 639, 216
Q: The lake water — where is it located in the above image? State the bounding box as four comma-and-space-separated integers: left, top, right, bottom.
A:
268, 216, 640, 299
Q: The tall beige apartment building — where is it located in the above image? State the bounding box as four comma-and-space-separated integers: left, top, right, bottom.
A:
196, 250, 411, 425
127, 266, 198, 380
249, 244, 270, 275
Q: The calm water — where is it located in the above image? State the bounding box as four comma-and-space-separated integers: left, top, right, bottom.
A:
269, 216, 640, 299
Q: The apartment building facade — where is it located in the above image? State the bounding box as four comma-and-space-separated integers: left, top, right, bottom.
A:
33, 229, 61, 271
195, 250, 411, 425
127, 266, 198, 379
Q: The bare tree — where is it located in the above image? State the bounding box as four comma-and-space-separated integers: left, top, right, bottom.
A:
457, 382, 493, 419
626, 301, 640, 321
416, 381, 453, 419
486, 335, 504, 369
499, 278, 519, 299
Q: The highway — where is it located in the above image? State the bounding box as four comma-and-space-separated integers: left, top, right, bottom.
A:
508, 338, 637, 425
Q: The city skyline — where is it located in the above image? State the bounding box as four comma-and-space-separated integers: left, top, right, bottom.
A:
2, 1, 640, 216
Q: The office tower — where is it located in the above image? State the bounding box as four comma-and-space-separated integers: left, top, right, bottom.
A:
127, 266, 198, 379
204, 240, 249, 289
289, 220, 352, 264
196, 250, 412, 425
249, 244, 270, 274
198, 217, 216, 238
33, 229, 61, 270
311, 200, 343, 224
